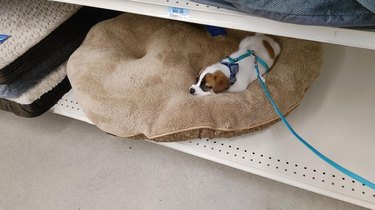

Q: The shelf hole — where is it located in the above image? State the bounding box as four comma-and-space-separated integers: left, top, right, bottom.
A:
322, 172, 326, 175
244, 150, 247, 153
236, 148, 239, 150
352, 180, 355, 183
332, 183, 335, 185
294, 172, 296, 174
250, 159, 253, 162
295, 164, 298, 167
286, 162, 289, 164
211, 147, 214, 150
206, 139, 209, 142
260, 154, 263, 157
341, 185, 345, 188
276, 167, 279, 169
252, 152, 255, 155
362, 192, 365, 194
213, 141, 216, 143
322, 180, 325, 182
313, 169, 316, 172
258, 161, 261, 164
332, 175, 336, 178
352, 188, 355, 191
268, 157, 272, 160
219, 150, 221, 152
242, 157, 245, 159
312, 177, 315, 180
267, 164, 270, 167
189, 141, 192, 143
277, 159, 280, 162
203, 145, 206, 148
234, 154, 237, 157
186, 2, 189, 5
303, 174, 306, 177
221, 143, 224, 146
196, 143, 199, 146
285, 169, 288, 172
226, 152, 229, 154
229, 145, 231, 148
342, 177, 345, 181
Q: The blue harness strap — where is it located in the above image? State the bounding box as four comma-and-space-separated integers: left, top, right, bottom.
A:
220, 62, 239, 84
251, 54, 375, 190
223, 50, 269, 84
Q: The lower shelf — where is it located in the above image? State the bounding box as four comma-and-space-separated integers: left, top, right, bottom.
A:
51, 44, 375, 208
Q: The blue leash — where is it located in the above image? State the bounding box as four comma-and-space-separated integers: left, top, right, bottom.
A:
226, 51, 375, 189
253, 57, 375, 190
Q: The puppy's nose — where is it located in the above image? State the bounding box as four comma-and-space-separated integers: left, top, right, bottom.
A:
189, 88, 196, 95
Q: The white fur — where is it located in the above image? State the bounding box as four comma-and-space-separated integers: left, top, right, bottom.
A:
190, 34, 280, 96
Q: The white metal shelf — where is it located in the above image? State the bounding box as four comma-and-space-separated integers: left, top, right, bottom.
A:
52, 0, 375, 50
49, 0, 375, 207
51, 44, 375, 208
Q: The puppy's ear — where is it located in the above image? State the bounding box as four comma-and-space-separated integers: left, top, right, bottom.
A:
212, 71, 230, 93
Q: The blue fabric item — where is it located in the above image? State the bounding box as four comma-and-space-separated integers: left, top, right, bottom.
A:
0, 34, 10, 44
205, 25, 227, 36
221, 62, 239, 84
192, 0, 375, 27
252, 57, 375, 190
357, 0, 375, 13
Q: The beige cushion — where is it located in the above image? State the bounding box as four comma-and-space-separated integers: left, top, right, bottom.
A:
68, 13, 322, 142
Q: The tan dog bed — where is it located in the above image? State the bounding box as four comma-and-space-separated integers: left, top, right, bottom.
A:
67, 13, 322, 142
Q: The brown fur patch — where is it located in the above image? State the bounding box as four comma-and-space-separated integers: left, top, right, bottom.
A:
206, 71, 230, 93
203, 73, 215, 87
263, 40, 275, 59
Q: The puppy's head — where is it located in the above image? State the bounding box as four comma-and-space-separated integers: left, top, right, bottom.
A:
189, 68, 230, 97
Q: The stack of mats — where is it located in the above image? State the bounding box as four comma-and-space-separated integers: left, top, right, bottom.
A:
0, 0, 121, 117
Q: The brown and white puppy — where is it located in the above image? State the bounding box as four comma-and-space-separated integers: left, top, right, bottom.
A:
189, 33, 281, 96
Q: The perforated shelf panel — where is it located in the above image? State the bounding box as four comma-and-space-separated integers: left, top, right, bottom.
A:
51, 44, 375, 208
52, 0, 375, 50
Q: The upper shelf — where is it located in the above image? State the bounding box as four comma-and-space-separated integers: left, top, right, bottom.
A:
53, 0, 375, 50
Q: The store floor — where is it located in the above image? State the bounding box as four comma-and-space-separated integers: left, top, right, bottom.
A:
0, 111, 365, 210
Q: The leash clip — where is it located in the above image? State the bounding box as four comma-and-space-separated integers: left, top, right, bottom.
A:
250, 53, 257, 65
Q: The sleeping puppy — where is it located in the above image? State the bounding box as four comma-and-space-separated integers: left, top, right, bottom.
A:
189, 33, 281, 96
